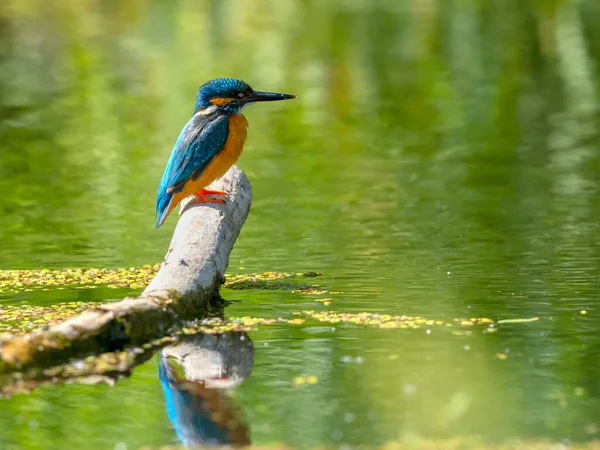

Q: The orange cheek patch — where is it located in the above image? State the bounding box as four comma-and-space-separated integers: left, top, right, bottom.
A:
210, 97, 235, 106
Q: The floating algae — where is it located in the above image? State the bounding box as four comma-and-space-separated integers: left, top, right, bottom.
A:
0, 302, 101, 335
295, 311, 500, 330
0, 265, 161, 294
0, 264, 543, 397
1, 300, 535, 337
0, 263, 540, 337
224, 271, 322, 290
0, 307, 541, 397
0, 266, 322, 295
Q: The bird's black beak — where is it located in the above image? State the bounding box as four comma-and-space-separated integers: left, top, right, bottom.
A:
245, 91, 295, 103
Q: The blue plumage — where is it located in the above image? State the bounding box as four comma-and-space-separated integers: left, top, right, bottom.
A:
159, 355, 234, 447
195, 78, 251, 112
155, 114, 229, 228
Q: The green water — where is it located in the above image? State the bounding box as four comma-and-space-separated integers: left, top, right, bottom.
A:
2, 0, 600, 448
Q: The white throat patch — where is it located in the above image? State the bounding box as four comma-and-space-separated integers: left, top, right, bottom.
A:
195, 105, 219, 116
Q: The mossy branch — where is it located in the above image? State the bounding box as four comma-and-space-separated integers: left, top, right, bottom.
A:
0, 166, 252, 372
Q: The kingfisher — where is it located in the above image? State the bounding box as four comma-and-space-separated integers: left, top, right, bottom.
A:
155, 78, 295, 228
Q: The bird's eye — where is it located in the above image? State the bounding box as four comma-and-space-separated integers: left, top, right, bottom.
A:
237, 92, 245, 98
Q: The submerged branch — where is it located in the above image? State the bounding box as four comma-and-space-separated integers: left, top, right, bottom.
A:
0, 166, 252, 373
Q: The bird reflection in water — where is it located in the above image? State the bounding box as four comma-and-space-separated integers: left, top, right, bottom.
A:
158, 332, 254, 448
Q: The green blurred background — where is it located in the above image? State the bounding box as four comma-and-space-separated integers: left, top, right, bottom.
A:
1, 0, 600, 448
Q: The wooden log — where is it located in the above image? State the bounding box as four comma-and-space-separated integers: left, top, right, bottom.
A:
0, 166, 252, 372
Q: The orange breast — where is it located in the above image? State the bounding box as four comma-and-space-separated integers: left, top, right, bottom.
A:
195, 114, 248, 188
172, 114, 248, 205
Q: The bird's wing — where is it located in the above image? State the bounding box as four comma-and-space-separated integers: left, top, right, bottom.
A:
156, 114, 229, 213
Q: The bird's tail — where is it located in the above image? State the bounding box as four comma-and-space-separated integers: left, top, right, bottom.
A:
156, 192, 174, 229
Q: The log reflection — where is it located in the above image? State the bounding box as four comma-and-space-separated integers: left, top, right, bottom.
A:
159, 331, 254, 448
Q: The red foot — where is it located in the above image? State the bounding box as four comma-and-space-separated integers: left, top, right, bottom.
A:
198, 188, 229, 198
192, 188, 229, 205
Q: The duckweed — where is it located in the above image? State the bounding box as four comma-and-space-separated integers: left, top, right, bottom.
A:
0, 301, 537, 338
0, 263, 541, 392
0, 265, 160, 294
0, 302, 101, 334
0, 266, 322, 295
294, 311, 509, 330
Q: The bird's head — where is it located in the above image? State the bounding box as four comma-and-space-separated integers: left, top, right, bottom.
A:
194, 78, 295, 115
